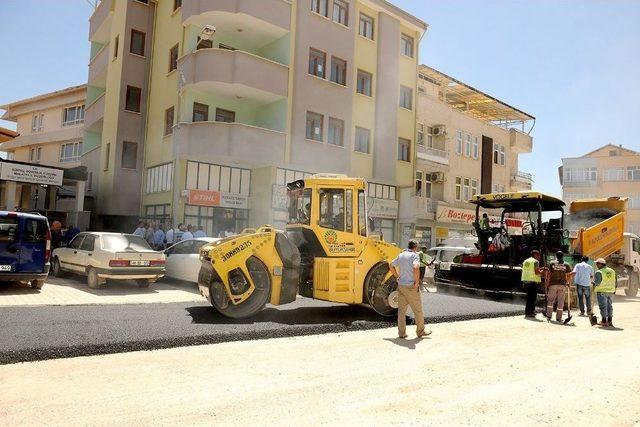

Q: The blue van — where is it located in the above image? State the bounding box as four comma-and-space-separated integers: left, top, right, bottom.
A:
0, 211, 51, 289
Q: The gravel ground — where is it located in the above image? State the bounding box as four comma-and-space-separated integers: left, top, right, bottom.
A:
0, 292, 524, 364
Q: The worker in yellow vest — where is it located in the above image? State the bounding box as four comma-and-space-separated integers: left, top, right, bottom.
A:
521, 250, 544, 318
594, 258, 616, 327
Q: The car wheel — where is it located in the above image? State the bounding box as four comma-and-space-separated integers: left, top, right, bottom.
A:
87, 267, 102, 289
52, 257, 64, 278
136, 279, 151, 288
30, 279, 45, 290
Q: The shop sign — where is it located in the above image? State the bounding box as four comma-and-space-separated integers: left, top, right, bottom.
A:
272, 184, 288, 210
436, 206, 476, 225
435, 227, 449, 239
0, 162, 63, 186
188, 189, 248, 209
367, 197, 398, 219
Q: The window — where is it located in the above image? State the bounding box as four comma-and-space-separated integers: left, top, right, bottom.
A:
104, 142, 110, 171
398, 137, 411, 162
426, 126, 434, 148
415, 171, 423, 196
463, 178, 470, 201
29, 147, 42, 163
311, 0, 328, 17
215, 108, 235, 123
145, 204, 171, 225
628, 166, 640, 181
332, 0, 348, 26
367, 182, 397, 200
358, 190, 366, 236
62, 105, 85, 126
330, 57, 347, 86
169, 44, 179, 72
88, 172, 93, 191
493, 143, 505, 165
356, 69, 372, 96
308, 48, 326, 78
31, 114, 44, 133
173, 0, 182, 10
401, 33, 414, 57
416, 123, 425, 147
146, 163, 174, 193
455, 177, 462, 201
288, 188, 312, 225
114, 35, 119, 59
492, 183, 506, 193
80, 235, 95, 252
328, 117, 344, 147
192, 102, 209, 122
359, 13, 374, 39
399, 86, 412, 110
354, 127, 370, 153
69, 234, 85, 250
196, 36, 213, 50
472, 137, 479, 159
471, 179, 478, 197
164, 107, 174, 135
604, 167, 624, 181
306, 111, 323, 141
456, 130, 462, 155
464, 133, 471, 157
318, 188, 347, 232
125, 85, 141, 112
23, 219, 47, 244
121, 141, 137, 169
60, 141, 82, 163
130, 29, 146, 56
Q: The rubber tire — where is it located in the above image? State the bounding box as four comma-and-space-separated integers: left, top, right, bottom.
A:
87, 267, 101, 289
209, 256, 271, 319
30, 279, 44, 290
136, 279, 151, 288
364, 263, 398, 317
52, 257, 64, 278
625, 272, 639, 297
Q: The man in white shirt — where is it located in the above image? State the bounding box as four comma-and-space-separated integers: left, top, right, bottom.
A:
193, 225, 206, 238
133, 221, 146, 237
165, 224, 175, 246
182, 224, 194, 240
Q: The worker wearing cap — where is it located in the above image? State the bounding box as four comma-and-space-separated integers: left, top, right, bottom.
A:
546, 251, 572, 322
521, 250, 544, 317
594, 258, 616, 327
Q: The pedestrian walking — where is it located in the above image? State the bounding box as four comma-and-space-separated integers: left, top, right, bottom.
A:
572, 256, 594, 316
594, 257, 616, 327
546, 251, 571, 322
521, 250, 544, 318
389, 240, 431, 339
193, 225, 206, 238
133, 221, 146, 237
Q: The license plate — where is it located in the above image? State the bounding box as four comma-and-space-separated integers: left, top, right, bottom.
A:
440, 262, 451, 271
130, 260, 150, 266
0, 265, 12, 271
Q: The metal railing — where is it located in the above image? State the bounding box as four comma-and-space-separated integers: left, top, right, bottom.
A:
512, 171, 533, 182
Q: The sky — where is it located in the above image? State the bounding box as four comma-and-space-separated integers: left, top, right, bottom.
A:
1, 0, 639, 197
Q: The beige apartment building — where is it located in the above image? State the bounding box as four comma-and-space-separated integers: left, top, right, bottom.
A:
398, 65, 534, 248
560, 144, 640, 235
0, 86, 90, 225
86, 0, 427, 240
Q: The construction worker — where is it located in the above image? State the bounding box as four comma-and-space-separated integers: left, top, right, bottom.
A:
389, 240, 431, 339
418, 246, 430, 284
546, 251, 572, 322
594, 258, 616, 327
479, 213, 490, 231
521, 250, 544, 317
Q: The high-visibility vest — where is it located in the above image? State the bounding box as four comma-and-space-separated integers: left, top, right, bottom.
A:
595, 266, 616, 293
521, 257, 541, 283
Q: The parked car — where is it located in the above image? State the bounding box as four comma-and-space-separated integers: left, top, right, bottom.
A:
52, 232, 165, 288
424, 246, 476, 285
0, 211, 51, 289
164, 237, 219, 283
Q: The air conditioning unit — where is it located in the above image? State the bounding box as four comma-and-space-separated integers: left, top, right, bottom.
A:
430, 172, 445, 183
432, 125, 446, 136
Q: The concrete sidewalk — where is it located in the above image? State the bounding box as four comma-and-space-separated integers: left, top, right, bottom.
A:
1, 296, 638, 426
0, 276, 204, 306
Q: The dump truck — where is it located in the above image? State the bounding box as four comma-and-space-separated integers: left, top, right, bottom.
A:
566, 198, 640, 297
197, 174, 402, 318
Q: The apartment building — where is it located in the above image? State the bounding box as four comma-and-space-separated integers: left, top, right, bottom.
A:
398, 65, 534, 248
86, 0, 427, 240
560, 144, 640, 235
0, 85, 90, 222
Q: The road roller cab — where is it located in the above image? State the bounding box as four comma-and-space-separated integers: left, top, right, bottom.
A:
198, 174, 402, 318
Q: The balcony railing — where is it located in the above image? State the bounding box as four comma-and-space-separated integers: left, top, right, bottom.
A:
89, 0, 113, 43
182, 0, 292, 31
563, 179, 599, 188
84, 92, 105, 132
417, 145, 449, 165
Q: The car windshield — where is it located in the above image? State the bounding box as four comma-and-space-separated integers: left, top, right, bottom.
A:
102, 235, 152, 251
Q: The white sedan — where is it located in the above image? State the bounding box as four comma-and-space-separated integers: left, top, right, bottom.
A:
164, 238, 219, 283
52, 232, 166, 288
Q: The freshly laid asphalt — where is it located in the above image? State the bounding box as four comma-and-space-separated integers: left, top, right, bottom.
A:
0, 291, 524, 364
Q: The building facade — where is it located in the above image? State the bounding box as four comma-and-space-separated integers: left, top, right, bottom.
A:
560, 144, 640, 235
0, 86, 89, 223
398, 65, 534, 248
86, 0, 427, 240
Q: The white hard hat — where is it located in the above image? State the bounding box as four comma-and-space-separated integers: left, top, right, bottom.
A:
595, 258, 606, 265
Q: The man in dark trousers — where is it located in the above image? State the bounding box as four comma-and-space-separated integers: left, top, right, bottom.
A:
520, 250, 544, 317
546, 251, 572, 322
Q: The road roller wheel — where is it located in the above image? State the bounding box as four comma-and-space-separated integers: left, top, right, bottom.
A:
364, 263, 398, 317
209, 256, 271, 319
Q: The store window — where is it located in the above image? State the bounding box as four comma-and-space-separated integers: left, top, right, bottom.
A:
371, 218, 395, 243
184, 205, 248, 238
144, 204, 171, 225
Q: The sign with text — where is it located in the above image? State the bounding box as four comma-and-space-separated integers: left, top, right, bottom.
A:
436, 206, 476, 225
0, 162, 63, 186
187, 189, 248, 209
367, 197, 399, 219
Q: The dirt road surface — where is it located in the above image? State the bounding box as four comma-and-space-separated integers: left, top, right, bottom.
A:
1, 297, 639, 426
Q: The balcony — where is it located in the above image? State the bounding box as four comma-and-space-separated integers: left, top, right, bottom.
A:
84, 92, 105, 133
417, 146, 449, 165
88, 43, 109, 88
510, 128, 532, 154
563, 179, 600, 188
178, 48, 288, 102
173, 121, 285, 165
511, 171, 533, 190
89, 0, 113, 43
0, 126, 84, 151
182, 0, 291, 32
